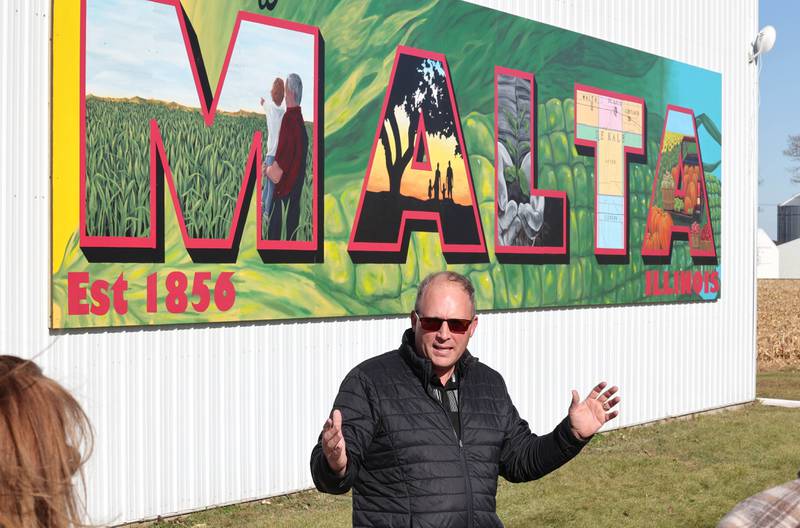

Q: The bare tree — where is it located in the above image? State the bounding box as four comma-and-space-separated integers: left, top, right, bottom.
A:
380, 56, 458, 195
784, 134, 800, 183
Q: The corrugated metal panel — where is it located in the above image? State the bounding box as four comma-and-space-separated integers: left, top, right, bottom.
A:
778, 204, 800, 244
1, 0, 757, 524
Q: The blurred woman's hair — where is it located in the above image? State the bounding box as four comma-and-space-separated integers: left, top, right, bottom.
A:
0, 355, 93, 528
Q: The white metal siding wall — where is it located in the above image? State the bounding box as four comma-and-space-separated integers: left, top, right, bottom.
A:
1, 0, 757, 524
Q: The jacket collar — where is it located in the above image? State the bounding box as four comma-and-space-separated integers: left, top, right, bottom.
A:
399, 328, 477, 391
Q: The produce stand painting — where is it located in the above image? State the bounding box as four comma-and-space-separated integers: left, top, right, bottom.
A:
643, 106, 717, 258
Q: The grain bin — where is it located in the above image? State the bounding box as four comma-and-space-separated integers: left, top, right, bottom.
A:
778, 192, 800, 244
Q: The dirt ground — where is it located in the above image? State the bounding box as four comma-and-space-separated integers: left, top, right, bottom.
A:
758, 280, 800, 370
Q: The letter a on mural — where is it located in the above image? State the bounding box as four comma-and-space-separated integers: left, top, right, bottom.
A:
642, 106, 718, 260
348, 47, 486, 263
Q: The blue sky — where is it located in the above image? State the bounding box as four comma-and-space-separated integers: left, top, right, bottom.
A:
759, 0, 800, 239
86, 0, 315, 117
665, 111, 695, 137
664, 62, 722, 173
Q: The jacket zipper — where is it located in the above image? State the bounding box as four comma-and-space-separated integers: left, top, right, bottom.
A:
430, 370, 473, 528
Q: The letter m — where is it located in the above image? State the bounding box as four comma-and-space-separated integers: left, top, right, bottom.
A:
79, 0, 320, 262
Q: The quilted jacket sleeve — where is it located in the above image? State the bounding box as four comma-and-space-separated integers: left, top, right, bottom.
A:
310, 369, 380, 494
498, 386, 591, 483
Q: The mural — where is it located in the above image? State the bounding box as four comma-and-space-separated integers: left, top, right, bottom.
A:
51, 0, 722, 328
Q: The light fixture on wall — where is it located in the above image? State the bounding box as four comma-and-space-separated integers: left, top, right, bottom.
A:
749, 25, 776, 64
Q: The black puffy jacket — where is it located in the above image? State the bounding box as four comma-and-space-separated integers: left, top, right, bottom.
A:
310, 329, 589, 527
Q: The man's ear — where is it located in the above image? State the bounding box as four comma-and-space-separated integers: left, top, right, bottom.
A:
410, 311, 418, 328
468, 315, 478, 337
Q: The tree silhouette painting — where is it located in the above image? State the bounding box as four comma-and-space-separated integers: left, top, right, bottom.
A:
350, 50, 484, 259
380, 56, 459, 195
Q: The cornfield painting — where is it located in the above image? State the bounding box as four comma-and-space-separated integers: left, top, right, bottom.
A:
51, 0, 722, 328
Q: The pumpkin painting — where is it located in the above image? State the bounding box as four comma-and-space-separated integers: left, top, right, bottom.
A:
644, 206, 674, 251
684, 164, 700, 215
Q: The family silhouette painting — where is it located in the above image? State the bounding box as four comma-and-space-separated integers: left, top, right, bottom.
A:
427, 162, 456, 201
351, 52, 483, 252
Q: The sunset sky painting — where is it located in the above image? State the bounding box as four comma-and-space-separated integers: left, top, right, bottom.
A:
366, 105, 471, 206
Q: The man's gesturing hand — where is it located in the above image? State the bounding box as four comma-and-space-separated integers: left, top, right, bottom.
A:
568, 382, 620, 441
322, 409, 348, 477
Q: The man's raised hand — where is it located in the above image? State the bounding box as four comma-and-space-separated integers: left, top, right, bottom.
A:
567, 382, 620, 441
322, 409, 348, 477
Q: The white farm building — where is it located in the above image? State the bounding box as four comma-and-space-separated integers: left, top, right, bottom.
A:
2, 0, 758, 524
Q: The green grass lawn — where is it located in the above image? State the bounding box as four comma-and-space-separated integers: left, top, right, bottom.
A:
132, 403, 800, 528
757, 369, 800, 400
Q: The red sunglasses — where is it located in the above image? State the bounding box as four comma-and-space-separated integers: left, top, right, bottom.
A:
413, 311, 473, 334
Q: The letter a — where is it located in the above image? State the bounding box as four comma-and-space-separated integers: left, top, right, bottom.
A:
641, 105, 717, 260
348, 47, 486, 263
